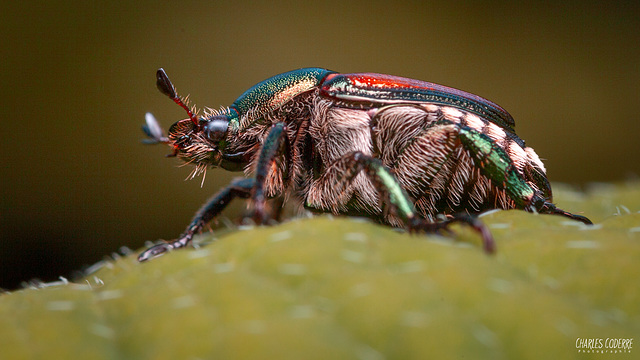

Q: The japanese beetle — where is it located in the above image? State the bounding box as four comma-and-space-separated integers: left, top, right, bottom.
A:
138, 68, 591, 261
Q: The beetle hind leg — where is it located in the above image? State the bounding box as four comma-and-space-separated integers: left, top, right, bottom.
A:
535, 199, 593, 225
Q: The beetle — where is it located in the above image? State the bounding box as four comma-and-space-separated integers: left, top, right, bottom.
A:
137, 67, 591, 262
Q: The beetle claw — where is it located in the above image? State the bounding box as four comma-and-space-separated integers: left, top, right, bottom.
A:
409, 214, 496, 254
137, 235, 192, 262
446, 214, 496, 254
539, 202, 593, 225
137, 242, 173, 262
553, 208, 593, 225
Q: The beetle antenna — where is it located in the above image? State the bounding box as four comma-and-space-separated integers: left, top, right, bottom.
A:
156, 68, 199, 126
142, 112, 170, 144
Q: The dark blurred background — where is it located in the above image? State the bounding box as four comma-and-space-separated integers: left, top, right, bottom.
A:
1, 1, 638, 290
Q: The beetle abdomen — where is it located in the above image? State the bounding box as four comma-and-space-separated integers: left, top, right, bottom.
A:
306, 98, 379, 214
370, 104, 550, 219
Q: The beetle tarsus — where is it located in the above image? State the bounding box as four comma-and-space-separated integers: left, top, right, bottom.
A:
137, 242, 173, 262
556, 209, 592, 225
544, 203, 593, 225
454, 214, 497, 254
567, 213, 592, 225
248, 195, 270, 225
137, 235, 192, 262
409, 214, 496, 254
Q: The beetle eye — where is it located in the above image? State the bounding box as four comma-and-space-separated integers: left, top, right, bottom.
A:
203, 118, 228, 143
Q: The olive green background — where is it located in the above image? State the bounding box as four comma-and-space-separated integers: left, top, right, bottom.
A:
1, 1, 638, 288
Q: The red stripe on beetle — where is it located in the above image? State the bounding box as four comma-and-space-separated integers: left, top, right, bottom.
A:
319, 72, 515, 130
329, 73, 485, 99
350, 73, 435, 90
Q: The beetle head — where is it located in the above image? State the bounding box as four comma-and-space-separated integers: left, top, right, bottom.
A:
165, 114, 229, 166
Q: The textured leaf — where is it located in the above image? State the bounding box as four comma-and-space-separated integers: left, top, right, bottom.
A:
1, 183, 639, 359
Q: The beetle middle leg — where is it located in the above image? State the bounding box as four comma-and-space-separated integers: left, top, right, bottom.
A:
306, 151, 496, 253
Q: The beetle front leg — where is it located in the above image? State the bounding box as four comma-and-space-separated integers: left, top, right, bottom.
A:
137, 177, 255, 262
247, 122, 290, 224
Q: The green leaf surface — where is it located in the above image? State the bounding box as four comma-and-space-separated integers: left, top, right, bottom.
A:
2, 183, 639, 359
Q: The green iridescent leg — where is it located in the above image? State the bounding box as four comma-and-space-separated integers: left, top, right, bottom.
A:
249, 122, 290, 224
338, 151, 496, 253
457, 124, 591, 224
456, 124, 535, 208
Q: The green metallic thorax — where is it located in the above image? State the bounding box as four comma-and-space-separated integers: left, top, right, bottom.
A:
227, 68, 335, 130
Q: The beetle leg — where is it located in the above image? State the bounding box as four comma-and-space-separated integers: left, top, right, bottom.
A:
137, 177, 255, 262
309, 151, 496, 253
344, 152, 417, 221
534, 199, 593, 225
448, 123, 592, 224
450, 122, 538, 209
248, 122, 290, 224
409, 213, 496, 254
393, 120, 539, 210
406, 120, 592, 225
286, 117, 312, 190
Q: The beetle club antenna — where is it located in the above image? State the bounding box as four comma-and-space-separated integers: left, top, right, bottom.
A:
156, 68, 199, 126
